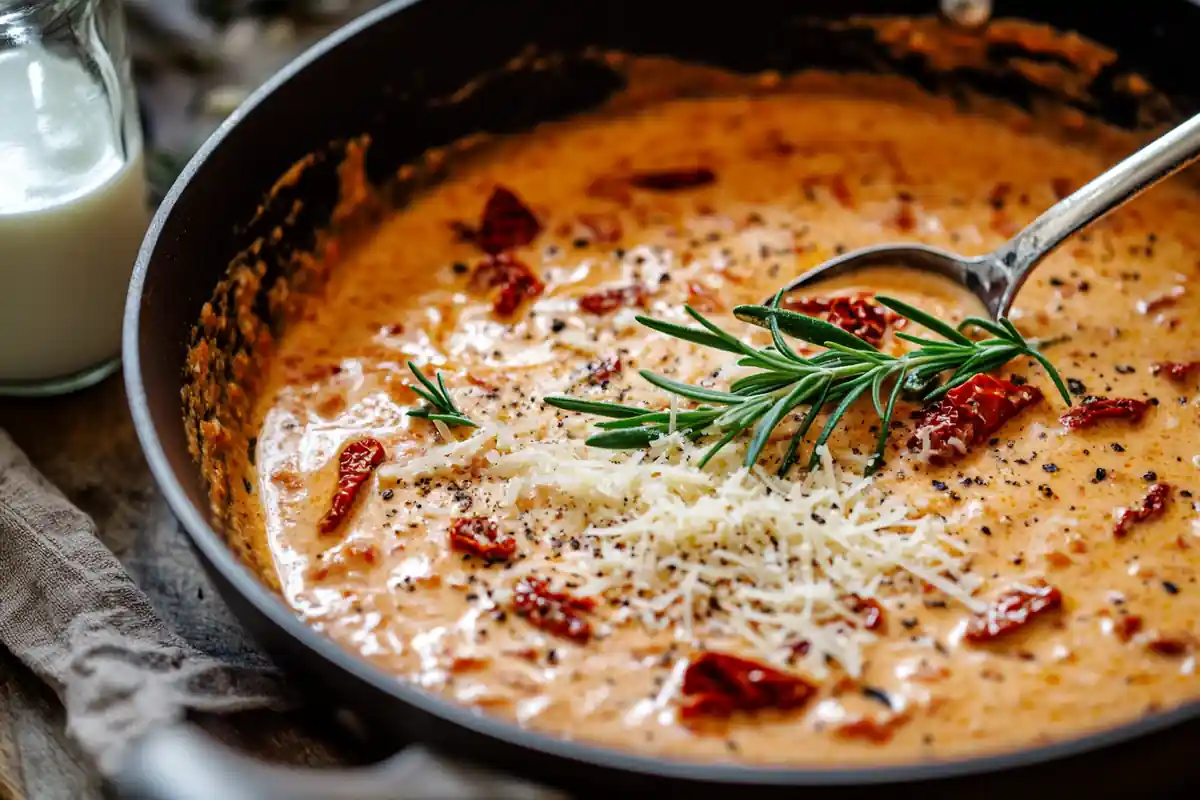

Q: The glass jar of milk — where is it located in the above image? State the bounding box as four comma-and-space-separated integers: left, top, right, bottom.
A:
0, 0, 148, 395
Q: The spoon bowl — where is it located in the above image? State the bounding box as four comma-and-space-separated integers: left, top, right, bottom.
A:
772, 113, 1200, 319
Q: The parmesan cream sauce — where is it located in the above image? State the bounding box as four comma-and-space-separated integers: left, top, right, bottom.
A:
237, 91, 1200, 765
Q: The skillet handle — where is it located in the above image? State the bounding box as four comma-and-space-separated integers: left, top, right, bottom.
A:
113, 723, 559, 800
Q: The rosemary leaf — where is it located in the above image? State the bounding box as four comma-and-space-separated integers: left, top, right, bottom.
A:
745, 373, 823, 467
698, 428, 742, 468
958, 316, 1011, 339
635, 315, 742, 355
638, 371, 745, 405
808, 379, 872, 470
875, 295, 973, 345
867, 364, 908, 476
543, 396, 649, 418
406, 362, 477, 429
733, 304, 880, 353
1029, 350, 1073, 404
778, 376, 832, 476
586, 427, 664, 449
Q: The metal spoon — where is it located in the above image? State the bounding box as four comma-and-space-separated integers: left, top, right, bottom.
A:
772, 113, 1200, 319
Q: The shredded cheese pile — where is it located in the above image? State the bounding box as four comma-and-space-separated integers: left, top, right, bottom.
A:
381, 421, 983, 677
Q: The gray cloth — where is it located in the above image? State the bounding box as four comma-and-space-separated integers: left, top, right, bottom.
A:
0, 428, 557, 798
0, 429, 283, 775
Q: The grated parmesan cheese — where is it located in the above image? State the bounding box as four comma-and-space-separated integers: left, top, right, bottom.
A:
383, 423, 983, 677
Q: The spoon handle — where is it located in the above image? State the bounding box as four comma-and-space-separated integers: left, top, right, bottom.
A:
990, 112, 1200, 315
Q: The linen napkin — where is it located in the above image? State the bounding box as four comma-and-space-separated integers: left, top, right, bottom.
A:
0, 428, 557, 797
0, 428, 282, 774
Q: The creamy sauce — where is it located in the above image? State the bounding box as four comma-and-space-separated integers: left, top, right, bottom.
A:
236, 91, 1200, 765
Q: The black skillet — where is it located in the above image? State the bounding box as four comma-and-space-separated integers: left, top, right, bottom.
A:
118, 0, 1200, 796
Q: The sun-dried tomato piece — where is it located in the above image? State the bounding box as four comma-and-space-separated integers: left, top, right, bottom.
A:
578, 284, 648, 315
629, 167, 716, 191
908, 374, 1043, 464
1114, 483, 1171, 539
1137, 285, 1185, 315
512, 577, 595, 643
449, 517, 516, 562
1114, 614, 1144, 642
1060, 397, 1149, 430
586, 356, 622, 385
463, 186, 542, 255
964, 580, 1062, 643
782, 294, 896, 346
472, 254, 545, 316
1151, 361, 1200, 382
319, 438, 386, 534
844, 594, 886, 631
680, 651, 815, 719
1146, 632, 1195, 656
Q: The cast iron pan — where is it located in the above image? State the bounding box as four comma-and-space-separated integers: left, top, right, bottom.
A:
119, 0, 1200, 796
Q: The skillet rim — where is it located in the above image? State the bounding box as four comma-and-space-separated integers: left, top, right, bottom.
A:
123, 0, 1200, 785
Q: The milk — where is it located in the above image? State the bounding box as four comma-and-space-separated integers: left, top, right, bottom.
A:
0, 43, 148, 385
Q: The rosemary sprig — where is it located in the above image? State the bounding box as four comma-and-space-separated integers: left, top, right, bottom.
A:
544, 295, 1069, 475
405, 361, 477, 428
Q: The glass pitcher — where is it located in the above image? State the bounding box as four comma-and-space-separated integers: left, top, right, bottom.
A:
0, 0, 148, 396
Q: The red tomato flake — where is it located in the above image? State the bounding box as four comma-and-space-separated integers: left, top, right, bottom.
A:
465, 373, 499, 394
319, 438, 386, 534
964, 580, 1062, 643
1114, 483, 1171, 539
512, 577, 595, 643
1060, 397, 1149, 430
472, 254, 545, 316
892, 201, 916, 232
460, 186, 541, 255
908, 374, 1042, 464
1151, 361, 1200, 382
686, 281, 724, 313
584, 175, 633, 206
782, 293, 896, 346
828, 174, 854, 208
987, 181, 1013, 208
578, 284, 648, 315
1114, 614, 1144, 643
311, 542, 379, 581
629, 167, 716, 191
576, 213, 623, 244
586, 356, 622, 385
844, 594, 885, 631
834, 713, 911, 744
449, 517, 516, 562
679, 651, 815, 719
